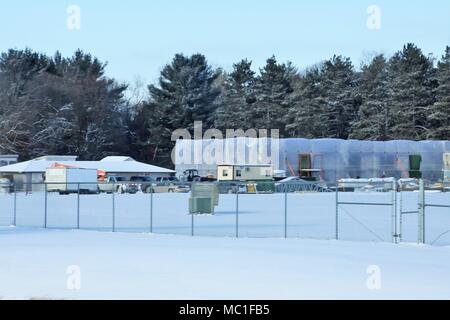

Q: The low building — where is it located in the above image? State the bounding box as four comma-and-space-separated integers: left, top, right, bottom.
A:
0, 155, 18, 167
0, 155, 175, 192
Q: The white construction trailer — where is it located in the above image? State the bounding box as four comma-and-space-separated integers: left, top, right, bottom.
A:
217, 165, 273, 182
45, 168, 98, 194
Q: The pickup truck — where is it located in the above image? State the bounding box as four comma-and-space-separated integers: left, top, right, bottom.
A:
130, 176, 154, 193
0, 178, 11, 193
98, 176, 138, 194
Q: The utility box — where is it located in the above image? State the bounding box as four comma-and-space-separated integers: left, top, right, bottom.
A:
189, 197, 215, 214
191, 183, 219, 206
189, 183, 219, 214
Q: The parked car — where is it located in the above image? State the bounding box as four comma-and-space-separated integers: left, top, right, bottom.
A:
154, 176, 180, 184
98, 176, 138, 194
218, 182, 248, 194
130, 176, 154, 193
150, 176, 190, 193
0, 178, 11, 193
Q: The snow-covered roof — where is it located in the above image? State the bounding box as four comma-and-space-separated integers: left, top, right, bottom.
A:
35, 155, 78, 161
0, 157, 175, 174
0, 155, 19, 159
101, 156, 135, 162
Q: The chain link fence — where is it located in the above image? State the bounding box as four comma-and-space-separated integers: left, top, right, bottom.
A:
0, 180, 449, 246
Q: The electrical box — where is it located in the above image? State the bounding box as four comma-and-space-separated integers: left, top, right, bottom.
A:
190, 183, 219, 214
189, 197, 215, 214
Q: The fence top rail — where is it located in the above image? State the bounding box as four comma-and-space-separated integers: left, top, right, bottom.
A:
338, 201, 394, 207
424, 204, 450, 208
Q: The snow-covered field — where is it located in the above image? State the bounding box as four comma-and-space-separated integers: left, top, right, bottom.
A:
1, 192, 449, 299
0, 227, 450, 300
0, 191, 449, 245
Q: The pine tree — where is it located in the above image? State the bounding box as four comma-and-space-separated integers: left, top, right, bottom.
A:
140, 53, 222, 166
387, 43, 437, 140
350, 55, 392, 140
427, 46, 450, 140
291, 55, 358, 139
252, 56, 296, 135
214, 59, 256, 131
286, 64, 327, 138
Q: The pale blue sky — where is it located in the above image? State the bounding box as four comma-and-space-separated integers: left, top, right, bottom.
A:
0, 0, 449, 86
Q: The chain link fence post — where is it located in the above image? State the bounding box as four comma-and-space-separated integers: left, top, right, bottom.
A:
236, 187, 239, 238
150, 186, 153, 234
191, 208, 195, 237
112, 183, 116, 232
44, 183, 48, 229
392, 179, 399, 244
418, 179, 425, 244
77, 183, 80, 229
13, 182, 17, 227
335, 181, 339, 241
284, 188, 288, 239
399, 189, 403, 243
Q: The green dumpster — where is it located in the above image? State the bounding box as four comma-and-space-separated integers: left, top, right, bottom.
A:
409, 155, 422, 179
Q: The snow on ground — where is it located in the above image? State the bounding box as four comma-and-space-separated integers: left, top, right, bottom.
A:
1, 192, 449, 299
0, 227, 450, 300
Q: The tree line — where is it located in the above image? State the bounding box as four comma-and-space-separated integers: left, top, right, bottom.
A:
0, 43, 449, 168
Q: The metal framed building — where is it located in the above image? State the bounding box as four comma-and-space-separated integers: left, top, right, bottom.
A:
175, 138, 450, 182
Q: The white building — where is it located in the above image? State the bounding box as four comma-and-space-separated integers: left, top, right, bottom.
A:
0, 155, 175, 191
0, 155, 18, 167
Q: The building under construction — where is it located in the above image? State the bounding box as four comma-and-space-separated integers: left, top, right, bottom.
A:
174, 138, 450, 182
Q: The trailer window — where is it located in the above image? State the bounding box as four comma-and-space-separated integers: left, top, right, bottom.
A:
222, 170, 229, 177
236, 170, 242, 177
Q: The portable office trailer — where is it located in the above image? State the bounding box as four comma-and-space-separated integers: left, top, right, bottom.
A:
217, 165, 273, 182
